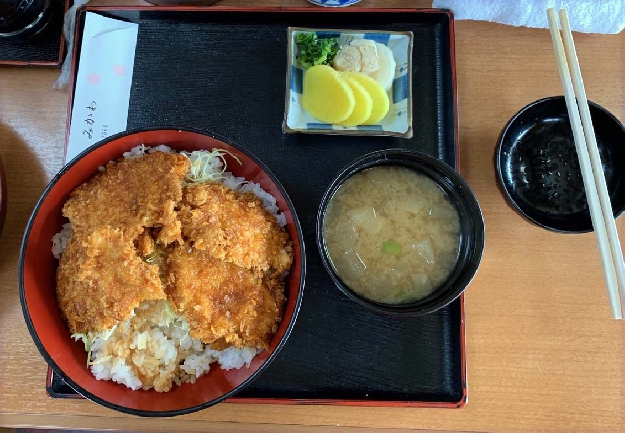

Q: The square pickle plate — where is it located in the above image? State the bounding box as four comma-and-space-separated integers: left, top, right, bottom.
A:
284, 27, 413, 138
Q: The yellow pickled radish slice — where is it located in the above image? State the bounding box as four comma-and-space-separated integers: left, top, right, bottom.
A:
343, 72, 389, 124
302, 65, 355, 124
338, 76, 373, 126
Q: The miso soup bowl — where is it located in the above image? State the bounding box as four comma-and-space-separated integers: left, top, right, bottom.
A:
316, 149, 485, 316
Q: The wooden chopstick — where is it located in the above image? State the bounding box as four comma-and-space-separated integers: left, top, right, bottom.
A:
546, 8, 623, 319
557, 9, 625, 319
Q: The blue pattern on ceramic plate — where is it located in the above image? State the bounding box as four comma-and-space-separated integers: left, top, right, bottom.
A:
307, 123, 333, 130
363, 33, 390, 45
393, 74, 409, 103
315, 31, 341, 39
356, 125, 384, 131
290, 65, 303, 94
285, 28, 412, 136
307, 0, 362, 6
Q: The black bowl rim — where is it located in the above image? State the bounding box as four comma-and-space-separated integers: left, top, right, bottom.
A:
495, 95, 625, 234
18, 126, 307, 417
316, 148, 485, 316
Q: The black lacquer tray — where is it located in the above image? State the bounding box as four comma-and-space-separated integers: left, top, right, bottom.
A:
48, 6, 466, 408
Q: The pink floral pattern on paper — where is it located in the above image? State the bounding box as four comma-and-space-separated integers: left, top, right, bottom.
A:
86, 72, 101, 85
113, 64, 126, 77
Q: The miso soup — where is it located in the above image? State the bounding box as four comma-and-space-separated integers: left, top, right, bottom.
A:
323, 166, 461, 304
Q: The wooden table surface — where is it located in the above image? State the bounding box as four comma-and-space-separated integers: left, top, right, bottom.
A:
1, 0, 624, 431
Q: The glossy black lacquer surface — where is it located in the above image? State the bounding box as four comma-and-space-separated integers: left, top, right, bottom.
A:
497, 97, 625, 233
54, 8, 463, 404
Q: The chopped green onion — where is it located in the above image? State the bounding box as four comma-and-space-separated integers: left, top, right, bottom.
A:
382, 240, 402, 255
296, 32, 340, 69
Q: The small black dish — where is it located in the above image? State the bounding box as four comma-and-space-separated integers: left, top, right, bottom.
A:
316, 149, 485, 316
0, 0, 56, 43
496, 96, 625, 233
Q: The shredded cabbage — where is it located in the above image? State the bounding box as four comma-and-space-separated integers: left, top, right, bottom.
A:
182, 149, 241, 184
72, 324, 118, 367
174, 318, 190, 332
161, 301, 178, 327
71, 332, 91, 352
100, 324, 117, 341
145, 252, 158, 263
71, 332, 93, 367
144, 247, 165, 266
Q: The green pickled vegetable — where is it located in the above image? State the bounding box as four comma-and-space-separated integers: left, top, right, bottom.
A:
296, 32, 340, 69
382, 240, 402, 255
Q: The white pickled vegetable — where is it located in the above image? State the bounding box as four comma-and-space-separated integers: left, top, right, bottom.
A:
349, 40, 380, 75
368, 43, 396, 91
333, 41, 395, 92
333, 39, 380, 75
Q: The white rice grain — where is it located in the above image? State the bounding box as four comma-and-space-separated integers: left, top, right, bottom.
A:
51, 222, 72, 260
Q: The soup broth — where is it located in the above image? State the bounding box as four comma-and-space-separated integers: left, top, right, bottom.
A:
323, 166, 461, 304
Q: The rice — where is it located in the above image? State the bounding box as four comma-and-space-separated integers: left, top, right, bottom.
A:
51, 222, 72, 260
83, 300, 259, 392
56, 145, 287, 391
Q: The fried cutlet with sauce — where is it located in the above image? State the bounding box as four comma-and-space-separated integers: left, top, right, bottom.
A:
178, 182, 293, 275
63, 152, 190, 245
164, 245, 285, 349
56, 226, 165, 334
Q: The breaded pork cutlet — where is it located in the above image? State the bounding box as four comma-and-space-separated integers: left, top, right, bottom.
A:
56, 226, 165, 335
164, 244, 285, 349
136, 230, 156, 258
62, 152, 190, 245
178, 182, 293, 275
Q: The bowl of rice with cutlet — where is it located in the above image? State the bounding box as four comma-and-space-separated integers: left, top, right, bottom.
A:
19, 127, 305, 416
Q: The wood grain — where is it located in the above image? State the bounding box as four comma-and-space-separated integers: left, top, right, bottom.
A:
1, 0, 624, 432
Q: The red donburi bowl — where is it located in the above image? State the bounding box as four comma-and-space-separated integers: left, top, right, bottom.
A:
19, 128, 306, 416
